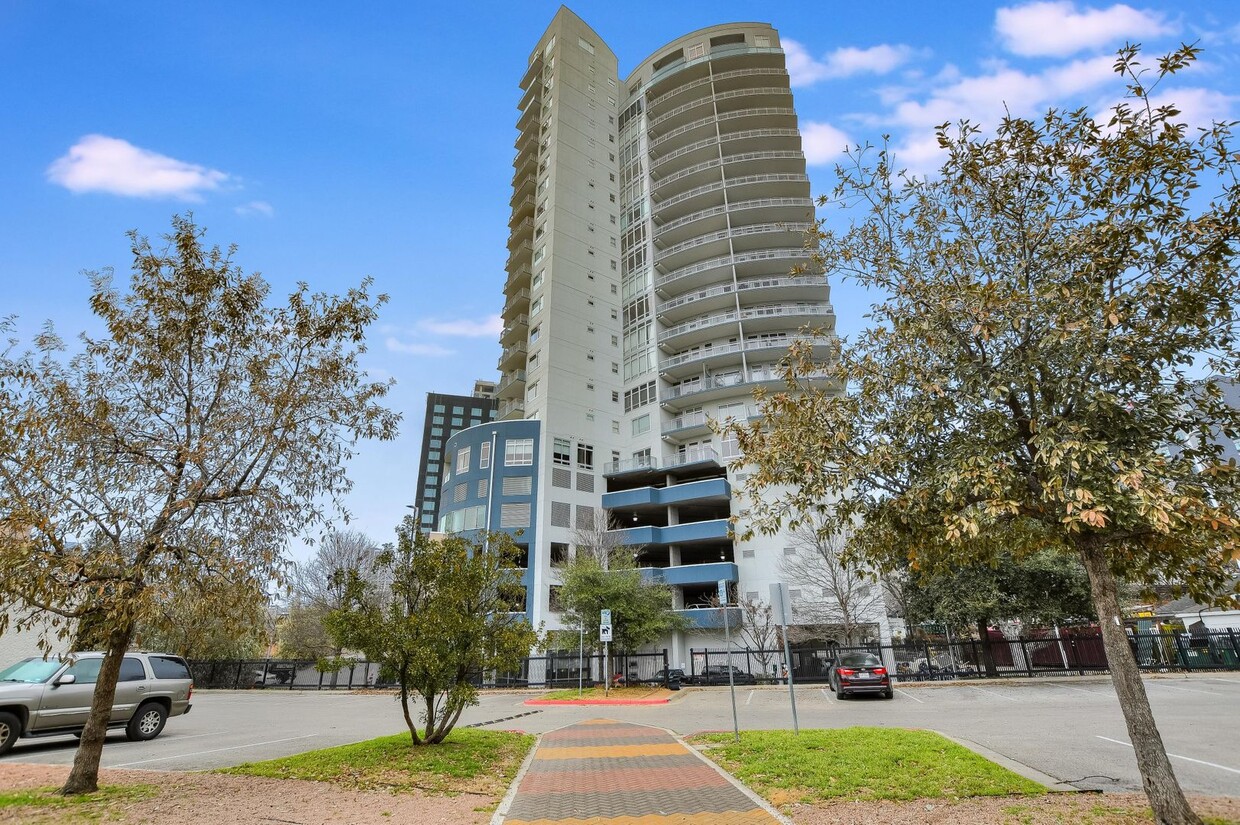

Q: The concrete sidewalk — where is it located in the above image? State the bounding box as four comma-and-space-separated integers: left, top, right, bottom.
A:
497, 719, 783, 824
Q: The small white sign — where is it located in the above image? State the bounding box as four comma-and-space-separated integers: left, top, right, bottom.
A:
717, 580, 729, 606
770, 582, 792, 627
600, 624, 613, 642
600, 608, 612, 624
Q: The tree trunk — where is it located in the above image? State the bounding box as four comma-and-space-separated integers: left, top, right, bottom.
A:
1078, 541, 1201, 825
977, 618, 998, 677
60, 623, 134, 795
398, 663, 420, 744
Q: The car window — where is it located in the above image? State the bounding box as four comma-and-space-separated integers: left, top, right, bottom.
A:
839, 653, 881, 667
149, 656, 192, 680
119, 657, 147, 682
63, 658, 103, 684
0, 658, 62, 683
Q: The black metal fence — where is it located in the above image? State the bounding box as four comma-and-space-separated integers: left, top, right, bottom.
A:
689, 628, 1240, 683
188, 650, 670, 691
188, 630, 1238, 690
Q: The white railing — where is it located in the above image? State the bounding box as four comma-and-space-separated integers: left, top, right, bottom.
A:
647, 67, 787, 110
656, 247, 813, 291
654, 196, 812, 240
657, 275, 824, 315
649, 107, 796, 152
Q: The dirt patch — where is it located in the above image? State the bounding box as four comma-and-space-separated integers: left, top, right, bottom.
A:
0, 763, 494, 824
3, 764, 1236, 825
787, 793, 1240, 824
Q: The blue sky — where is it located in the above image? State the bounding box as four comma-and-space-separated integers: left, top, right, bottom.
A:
2, 1, 1238, 558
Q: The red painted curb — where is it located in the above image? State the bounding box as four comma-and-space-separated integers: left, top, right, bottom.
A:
523, 696, 672, 706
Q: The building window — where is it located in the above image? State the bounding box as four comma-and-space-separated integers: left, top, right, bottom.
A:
505, 438, 534, 466
477, 478, 489, 498
576, 443, 594, 470
611, 390, 619, 403
531, 296, 543, 315
632, 414, 650, 436
432, 415, 444, 425
456, 446, 471, 474
624, 380, 656, 412
550, 542, 569, 566
479, 441, 491, 469
431, 426, 443, 437
553, 437, 571, 466
530, 325, 540, 344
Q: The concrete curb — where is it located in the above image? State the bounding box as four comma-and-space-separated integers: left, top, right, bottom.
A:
672, 727, 793, 824
933, 730, 1083, 792
490, 731, 542, 825
523, 696, 671, 706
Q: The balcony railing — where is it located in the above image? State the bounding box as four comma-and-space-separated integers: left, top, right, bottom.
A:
497, 370, 527, 397
656, 247, 813, 292
654, 196, 812, 240
657, 275, 825, 315
649, 108, 796, 152
498, 398, 526, 419
655, 221, 813, 265
661, 340, 744, 370
647, 67, 788, 111
654, 173, 809, 216
649, 87, 791, 131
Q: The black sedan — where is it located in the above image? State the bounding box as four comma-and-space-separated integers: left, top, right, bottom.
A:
697, 665, 758, 685
828, 652, 894, 699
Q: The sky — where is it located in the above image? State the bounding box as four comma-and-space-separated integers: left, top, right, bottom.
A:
2, 1, 1238, 560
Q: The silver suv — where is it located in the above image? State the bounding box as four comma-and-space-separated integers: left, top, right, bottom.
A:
0, 652, 194, 755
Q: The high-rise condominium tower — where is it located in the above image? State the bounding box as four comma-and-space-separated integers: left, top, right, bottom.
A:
441, 8, 877, 665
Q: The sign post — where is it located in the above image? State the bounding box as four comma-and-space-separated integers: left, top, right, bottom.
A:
719, 580, 740, 743
770, 582, 800, 735
600, 609, 613, 696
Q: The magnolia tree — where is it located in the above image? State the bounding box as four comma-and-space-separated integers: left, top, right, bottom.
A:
728, 46, 1240, 825
325, 524, 539, 744
0, 216, 399, 794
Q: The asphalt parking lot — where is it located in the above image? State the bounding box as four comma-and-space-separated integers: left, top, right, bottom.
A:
5, 674, 1238, 796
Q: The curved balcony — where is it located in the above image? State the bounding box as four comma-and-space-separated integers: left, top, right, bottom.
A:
660, 340, 745, 378
722, 150, 806, 179
712, 85, 793, 116
505, 240, 533, 273
498, 397, 525, 420
722, 171, 810, 201
649, 108, 796, 155
651, 179, 728, 224
509, 194, 535, 226
657, 275, 827, 323
661, 366, 796, 411
505, 265, 531, 295
496, 369, 526, 400
646, 93, 716, 134
654, 196, 812, 247
739, 304, 835, 335
499, 314, 528, 347
507, 217, 534, 250
502, 288, 530, 320
497, 341, 528, 372
651, 156, 724, 200
655, 221, 813, 271
655, 247, 813, 296
659, 311, 742, 349
647, 66, 788, 113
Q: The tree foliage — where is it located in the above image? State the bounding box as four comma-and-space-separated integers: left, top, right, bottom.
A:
325, 523, 539, 745
557, 509, 690, 656
280, 528, 381, 660
729, 46, 1239, 825
0, 215, 398, 793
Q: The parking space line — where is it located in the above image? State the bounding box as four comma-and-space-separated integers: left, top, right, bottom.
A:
108, 734, 319, 768
745, 689, 754, 706
1096, 736, 1240, 775
1206, 678, 1240, 685
894, 688, 924, 703
1058, 684, 1107, 696
820, 688, 832, 701
1149, 683, 1223, 696
962, 684, 1019, 702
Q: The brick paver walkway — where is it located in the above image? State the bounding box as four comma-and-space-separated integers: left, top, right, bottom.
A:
500, 719, 779, 825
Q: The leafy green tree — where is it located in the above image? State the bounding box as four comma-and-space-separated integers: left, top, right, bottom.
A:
0, 215, 398, 794
325, 522, 539, 745
557, 553, 689, 660
905, 550, 1095, 673
729, 46, 1239, 825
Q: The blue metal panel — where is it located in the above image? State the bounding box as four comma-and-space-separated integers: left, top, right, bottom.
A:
608, 519, 730, 548
660, 562, 738, 586
677, 607, 743, 629
602, 478, 730, 510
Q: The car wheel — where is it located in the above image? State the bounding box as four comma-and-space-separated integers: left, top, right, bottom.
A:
0, 712, 19, 755
835, 684, 848, 700
883, 688, 894, 699
827, 676, 835, 692
126, 702, 167, 742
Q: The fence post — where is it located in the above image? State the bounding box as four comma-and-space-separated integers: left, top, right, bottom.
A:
745, 648, 752, 676
260, 659, 270, 688
1070, 637, 1083, 675
923, 641, 932, 679
1019, 638, 1033, 677
1173, 633, 1192, 672
1229, 630, 1240, 671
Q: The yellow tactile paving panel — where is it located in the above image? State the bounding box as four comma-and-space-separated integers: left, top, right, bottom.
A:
534, 743, 688, 760
505, 812, 777, 825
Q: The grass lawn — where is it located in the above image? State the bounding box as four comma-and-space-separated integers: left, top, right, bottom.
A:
219, 727, 534, 797
0, 784, 156, 818
540, 685, 669, 701
689, 727, 1046, 806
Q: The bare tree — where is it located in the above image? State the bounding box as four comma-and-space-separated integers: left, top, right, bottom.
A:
736, 596, 782, 677
282, 529, 381, 670
782, 521, 886, 646
571, 508, 627, 567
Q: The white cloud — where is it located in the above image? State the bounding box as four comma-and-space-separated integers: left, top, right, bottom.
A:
384, 337, 454, 357
995, 1, 1174, 57
801, 121, 853, 166
785, 39, 920, 87
47, 134, 229, 200
235, 200, 274, 217
418, 314, 503, 338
